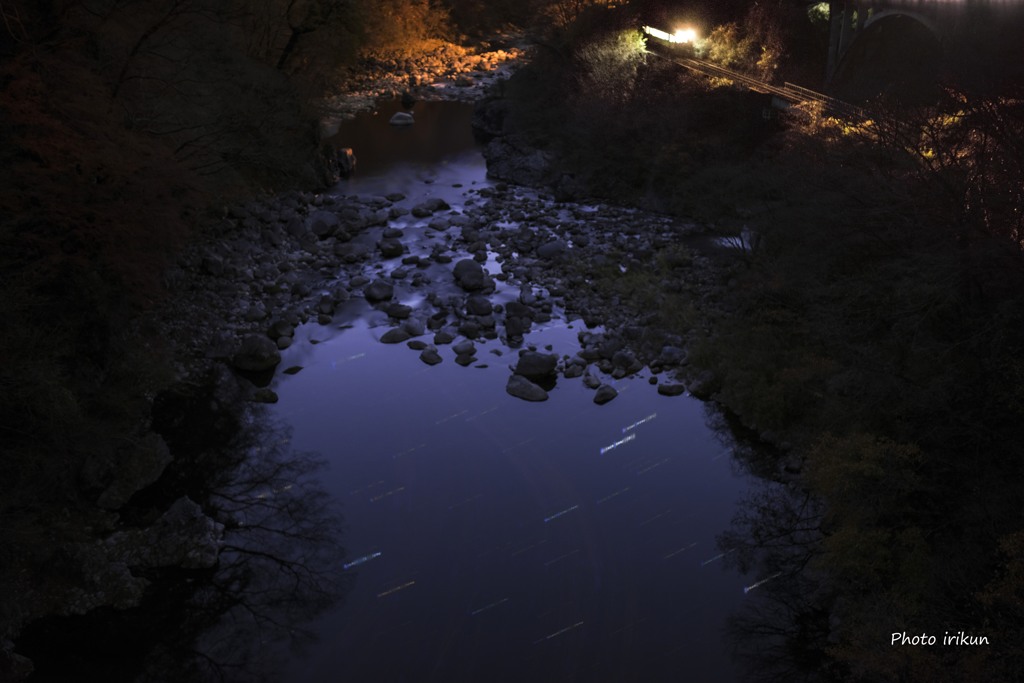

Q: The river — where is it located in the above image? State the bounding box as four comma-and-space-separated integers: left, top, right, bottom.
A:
269, 100, 751, 682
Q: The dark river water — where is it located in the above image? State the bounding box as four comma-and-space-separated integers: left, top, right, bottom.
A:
271, 100, 751, 682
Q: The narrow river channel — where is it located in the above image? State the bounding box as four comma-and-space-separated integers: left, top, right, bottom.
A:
269, 100, 751, 682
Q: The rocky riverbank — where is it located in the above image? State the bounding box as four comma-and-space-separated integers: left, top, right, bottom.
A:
155, 174, 729, 408
148, 30, 741, 410
320, 36, 526, 130
1, 36, 751, 681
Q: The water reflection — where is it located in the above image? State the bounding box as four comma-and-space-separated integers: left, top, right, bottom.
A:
275, 316, 751, 682
327, 99, 480, 176
15, 373, 350, 683
273, 99, 756, 681
705, 403, 832, 683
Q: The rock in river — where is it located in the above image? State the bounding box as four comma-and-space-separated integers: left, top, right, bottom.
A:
453, 340, 476, 356
537, 239, 568, 260
380, 328, 411, 344
593, 384, 618, 405
389, 111, 414, 126
514, 351, 558, 380
307, 210, 340, 238
364, 279, 394, 303
232, 335, 281, 372
420, 348, 443, 365
452, 258, 486, 291
378, 238, 404, 258
466, 295, 493, 316
506, 374, 548, 402
657, 383, 687, 397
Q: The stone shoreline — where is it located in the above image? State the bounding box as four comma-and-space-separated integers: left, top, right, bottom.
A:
320, 36, 526, 130
150, 32, 735, 406
155, 175, 727, 406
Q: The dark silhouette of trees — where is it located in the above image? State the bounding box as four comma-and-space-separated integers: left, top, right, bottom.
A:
15, 376, 350, 682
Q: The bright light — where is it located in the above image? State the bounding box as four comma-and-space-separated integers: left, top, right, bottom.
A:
674, 27, 697, 43
642, 25, 698, 44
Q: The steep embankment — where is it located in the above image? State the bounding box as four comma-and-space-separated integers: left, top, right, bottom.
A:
467, 16, 1024, 682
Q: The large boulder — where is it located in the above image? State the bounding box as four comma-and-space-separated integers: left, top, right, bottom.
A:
465, 295, 493, 316
471, 97, 510, 142
657, 383, 687, 397
306, 210, 340, 238
378, 238, 404, 258
232, 335, 281, 372
107, 496, 224, 569
537, 239, 568, 260
594, 384, 618, 405
514, 351, 558, 380
506, 374, 548, 402
364, 279, 394, 303
380, 328, 411, 344
452, 258, 487, 291
483, 136, 553, 187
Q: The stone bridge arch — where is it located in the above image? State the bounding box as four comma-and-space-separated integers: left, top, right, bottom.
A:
825, 2, 946, 100
820, 0, 1024, 96
862, 9, 940, 39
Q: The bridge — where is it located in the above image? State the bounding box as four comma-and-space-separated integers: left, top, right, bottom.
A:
643, 27, 867, 120
646, 47, 866, 120
821, 0, 1024, 90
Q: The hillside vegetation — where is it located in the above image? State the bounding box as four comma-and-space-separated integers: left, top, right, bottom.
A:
487, 4, 1024, 680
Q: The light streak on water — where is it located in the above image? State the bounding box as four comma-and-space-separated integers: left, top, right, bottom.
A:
392, 443, 427, 458
330, 352, 366, 371
509, 539, 545, 557
448, 494, 482, 510
502, 437, 535, 453
435, 409, 469, 425
533, 621, 585, 645
595, 486, 631, 505
636, 457, 671, 475
599, 433, 636, 455
255, 483, 294, 500
343, 551, 382, 570
664, 542, 698, 559
349, 480, 384, 496
369, 486, 405, 502
622, 413, 657, 434
469, 597, 509, 616
377, 580, 416, 598
743, 572, 782, 594
638, 509, 672, 527
700, 549, 736, 567
544, 504, 579, 523
543, 549, 580, 567
465, 405, 500, 421
610, 618, 649, 637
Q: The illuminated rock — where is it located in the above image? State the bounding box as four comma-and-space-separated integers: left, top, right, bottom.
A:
389, 111, 414, 126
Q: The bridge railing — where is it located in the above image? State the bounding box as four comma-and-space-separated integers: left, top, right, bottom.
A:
782, 82, 868, 121
647, 45, 870, 122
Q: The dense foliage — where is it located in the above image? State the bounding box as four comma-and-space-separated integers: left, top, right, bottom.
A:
490, 3, 1024, 680
0, 0, 449, 667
